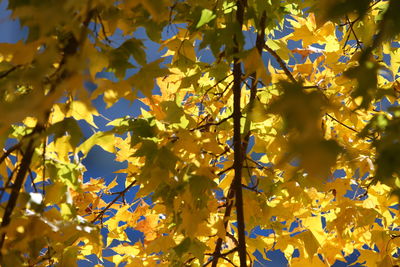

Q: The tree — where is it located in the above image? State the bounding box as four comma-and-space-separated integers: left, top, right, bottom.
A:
1, 0, 400, 266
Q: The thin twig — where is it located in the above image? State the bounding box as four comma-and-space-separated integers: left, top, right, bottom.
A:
0, 164, 18, 205
204, 247, 238, 266
0, 143, 21, 165
217, 166, 233, 176
91, 180, 136, 223
96, 12, 112, 44
263, 43, 297, 83
0, 65, 20, 79
0, 138, 36, 255
191, 114, 233, 131
28, 167, 38, 193
342, 15, 363, 52
325, 113, 359, 134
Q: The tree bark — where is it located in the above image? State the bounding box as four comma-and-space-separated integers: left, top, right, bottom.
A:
232, 0, 247, 266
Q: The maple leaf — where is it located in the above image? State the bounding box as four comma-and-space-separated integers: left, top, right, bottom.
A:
1, 0, 400, 266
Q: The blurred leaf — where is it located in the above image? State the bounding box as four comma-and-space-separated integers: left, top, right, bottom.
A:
345, 59, 378, 109
316, 0, 373, 24
196, 9, 216, 28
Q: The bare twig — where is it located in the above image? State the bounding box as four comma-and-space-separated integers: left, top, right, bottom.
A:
325, 113, 360, 134
91, 180, 136, 223
191, 114, 233, 131
0, 138, 36, 254
263, 43, 297, 83
0, 65, 20, 79
217, 166, 233, 176
96, 11, 112, 44
0, 143, 21, 165
28, 167, 38, 193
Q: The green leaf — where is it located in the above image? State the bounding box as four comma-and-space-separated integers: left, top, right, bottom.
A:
376, 143, 400, 180
196, 9, 216, 28
189, 175, 217, 208
189, 238, 208, 265
133, 140, 158, 162
380, 0, 400, 41
131, 119, 155, 138
345, 59, 378, 109
173, 237, 191, 257
129, 59, 170, 97
157, 146, 178, 171
47, 118, 83, 147
160, 101, 185, 124
316, 0, 373, 24
119, 39, 147, 66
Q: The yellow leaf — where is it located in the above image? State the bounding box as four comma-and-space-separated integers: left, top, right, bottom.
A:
243, 48, 271, 84
139, 0, 171, 22
248, 98, 270, 123
146, 235, 176, 254
302, 216, 325, 245
0, 41, 38, 65
68, 101, 99, 128
78, 132, 115, 155
298, 230, 320, 257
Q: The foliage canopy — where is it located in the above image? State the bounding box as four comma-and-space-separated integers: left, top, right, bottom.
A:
1, 0, 400, 266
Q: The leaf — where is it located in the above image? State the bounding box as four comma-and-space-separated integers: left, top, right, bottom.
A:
139, 0, 171, 22
376, 143, 400, 180
107, 38, 148, 78
59, 247, 78, 267
316, 0, 373, 24
298, 230, 320, 257
129, 58, 170, 97
242, 48, 271, 85
146, 235, 176, 254
196, 9, 216, 28
377, 0, 400, 41
156, 146, 178, 171
188, 175, 217, 208
68, 101, 99, 128
131, 118, 156, 138
78, 132, 115, 156
47, 117, 83, 147
4, 1, 400, 266
247, 98, 269, 123
189, 238, 208, 265
116, 39, 147, 66
160, 101, 185, 124
297, 139, 343, 181
174, 237, 191, 257
269, 81, 326, 138
0, 41, 38, 65
345, 59, 378, 109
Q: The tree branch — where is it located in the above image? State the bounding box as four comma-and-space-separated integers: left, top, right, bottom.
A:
0, 65, 20, 79
263, 43, 297, 83
0, 143, 21, 165
91, 180, 136, 223
191, 114, 233, 131
0, 138, 36, 255
324, 112, 369, 137
230, 0, 247, 266
96, 11, 112, 44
